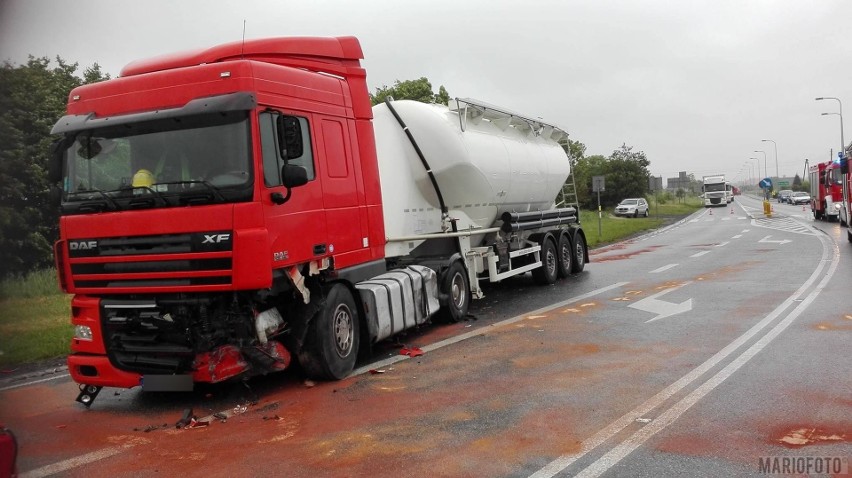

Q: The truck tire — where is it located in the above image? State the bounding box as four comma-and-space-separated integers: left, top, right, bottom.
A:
436, 261, 470, 323
532, 237, 558, 285
571, 232, 587, 273
556, 232, 574, 278
297, 284, 360, 380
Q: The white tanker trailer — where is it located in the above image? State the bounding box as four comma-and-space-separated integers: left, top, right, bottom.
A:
355, 98, 587, 331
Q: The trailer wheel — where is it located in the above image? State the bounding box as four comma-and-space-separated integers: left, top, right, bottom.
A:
556, 232, 573, 278
436, 261, 470, 323
298, 284, 360, 380
571, 232, 587, 273
532, 237, 558, 285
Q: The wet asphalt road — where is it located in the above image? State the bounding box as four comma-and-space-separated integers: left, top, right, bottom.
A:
1, 195, 849, 477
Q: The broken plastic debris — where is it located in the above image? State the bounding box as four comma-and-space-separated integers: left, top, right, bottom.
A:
303, 379, 316, 388
175, 408, 193, 428
369, 369, 386, 374
186, 418, 209, 429
232, 404, 248, 415
213, 412, 227, 421
400, 347, 424, 358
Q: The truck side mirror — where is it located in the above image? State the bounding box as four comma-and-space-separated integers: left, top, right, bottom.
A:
270, 165, 308, 205
48, 138, 65, 184
276, 116, 303, 160
282, 164, 308, 188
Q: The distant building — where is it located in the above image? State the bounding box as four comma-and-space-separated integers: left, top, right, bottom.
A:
666, 171, 690, 191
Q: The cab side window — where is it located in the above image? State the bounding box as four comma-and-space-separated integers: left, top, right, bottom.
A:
259, 112, 315, 187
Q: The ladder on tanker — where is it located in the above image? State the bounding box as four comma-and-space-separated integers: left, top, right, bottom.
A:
556, 150, 581, 220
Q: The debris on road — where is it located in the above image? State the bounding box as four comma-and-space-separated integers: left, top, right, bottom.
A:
400, 347, 424, 358
303, 379, 316, 388
185, 418, 209, 429
175, 409, 193, 429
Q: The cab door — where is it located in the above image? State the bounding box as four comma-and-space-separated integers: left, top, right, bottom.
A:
258, 110, 328, 269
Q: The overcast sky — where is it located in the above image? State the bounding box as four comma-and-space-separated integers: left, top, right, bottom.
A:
2, 0, 850, 186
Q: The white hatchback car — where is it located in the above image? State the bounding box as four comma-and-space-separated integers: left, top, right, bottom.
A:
614, 198, 649, 217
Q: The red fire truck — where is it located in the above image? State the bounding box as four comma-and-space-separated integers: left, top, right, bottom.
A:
49, 37, 587, 405
809, 159, 844, 222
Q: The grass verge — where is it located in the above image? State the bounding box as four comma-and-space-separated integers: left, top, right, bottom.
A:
0, 269, 72, 368
582, 196, 702, 248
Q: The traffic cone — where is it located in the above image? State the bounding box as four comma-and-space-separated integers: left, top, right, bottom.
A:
709, 209, 713, 215
802, 204, 806, 211
730, 207, 734, 214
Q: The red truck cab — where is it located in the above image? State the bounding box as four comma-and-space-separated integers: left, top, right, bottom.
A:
51, 37, 388, 398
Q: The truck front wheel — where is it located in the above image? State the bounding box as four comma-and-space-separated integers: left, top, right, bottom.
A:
298, 284, 360, 380
436, 261, 470, 323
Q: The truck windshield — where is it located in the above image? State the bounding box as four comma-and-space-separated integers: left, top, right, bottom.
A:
60, 111, 252, 214
704, 183, 725, 192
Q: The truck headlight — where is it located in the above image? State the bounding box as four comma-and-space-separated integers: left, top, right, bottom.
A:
74, 325, 93, 341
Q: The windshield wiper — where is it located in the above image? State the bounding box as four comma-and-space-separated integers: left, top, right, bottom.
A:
124, 186, 170, 207
68, 188, 121, 211
157, 180, 226, 203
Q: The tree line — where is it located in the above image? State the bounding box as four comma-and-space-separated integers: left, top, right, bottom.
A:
0, 69, 650, 280
0, 57, 109, 279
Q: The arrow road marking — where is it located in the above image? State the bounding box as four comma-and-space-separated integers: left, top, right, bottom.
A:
758, 235, 791, 245
629, 281, 693, 323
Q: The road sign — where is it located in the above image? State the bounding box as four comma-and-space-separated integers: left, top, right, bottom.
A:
759, 177, 772, 189
593, 176, 605, 192
778, 181, 789, 187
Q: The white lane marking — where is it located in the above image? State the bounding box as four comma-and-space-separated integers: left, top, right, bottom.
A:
742, 229, 750, 232
21, 446, 126, 478
528, 229, 832, 478
628, 282, 693, 323
573, 235, 839, 478
732, 234, 742, 239
715, 241, 730, 247
26, 282, 632, 478
649, 264, 678, 274
721, 217, 731, 221
737, 217, 747, 220
689, 251, 710, 258
0, 373, 70, 392
759, 235, 791, 245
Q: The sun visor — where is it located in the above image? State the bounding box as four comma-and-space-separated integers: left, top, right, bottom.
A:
51, 91, 257, 134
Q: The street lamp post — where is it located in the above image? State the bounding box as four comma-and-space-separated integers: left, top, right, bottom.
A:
816, 96, 847, 225
754, 150, 768, 198
750, 157, 760, 181
816, 97, 845, 160
761, 139, 778, 182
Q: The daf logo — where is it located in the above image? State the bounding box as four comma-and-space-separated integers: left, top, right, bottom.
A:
202, 234, 231, 244
69, 241, 97, 250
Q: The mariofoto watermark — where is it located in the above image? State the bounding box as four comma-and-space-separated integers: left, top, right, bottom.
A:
758, 456, 848, 475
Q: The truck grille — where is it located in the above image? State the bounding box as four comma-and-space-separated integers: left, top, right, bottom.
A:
66, 232, 233, 292
101, 299, 194, 374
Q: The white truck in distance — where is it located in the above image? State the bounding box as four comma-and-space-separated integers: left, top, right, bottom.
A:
702, 175, 727, 207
